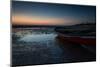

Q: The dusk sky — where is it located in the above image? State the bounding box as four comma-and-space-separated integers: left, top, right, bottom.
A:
12, 1, 96, 26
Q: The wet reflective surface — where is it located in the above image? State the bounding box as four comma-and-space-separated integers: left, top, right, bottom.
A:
12, 27, 96, 66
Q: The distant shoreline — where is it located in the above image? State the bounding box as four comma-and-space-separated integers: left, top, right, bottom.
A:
12, 23, 96, 28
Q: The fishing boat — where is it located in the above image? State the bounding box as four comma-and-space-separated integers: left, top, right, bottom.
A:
55, 23, 96, 53
56, 33, 96, 45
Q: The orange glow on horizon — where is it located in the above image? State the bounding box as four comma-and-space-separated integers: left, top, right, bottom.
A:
12, 14, 78, 25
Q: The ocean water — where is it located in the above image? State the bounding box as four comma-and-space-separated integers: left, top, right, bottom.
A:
12, 27, 96, 66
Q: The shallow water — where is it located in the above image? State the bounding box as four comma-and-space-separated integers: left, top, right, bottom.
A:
12, 27, 96, 66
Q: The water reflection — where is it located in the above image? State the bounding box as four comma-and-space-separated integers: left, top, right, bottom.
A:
12, 27, 96, 66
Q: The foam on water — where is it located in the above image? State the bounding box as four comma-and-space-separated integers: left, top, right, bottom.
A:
19, 34, 57, 42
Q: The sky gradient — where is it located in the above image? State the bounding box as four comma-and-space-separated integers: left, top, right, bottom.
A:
12, 1, 96, 26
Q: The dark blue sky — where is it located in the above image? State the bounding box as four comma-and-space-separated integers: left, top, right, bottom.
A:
12, 1, 96, 25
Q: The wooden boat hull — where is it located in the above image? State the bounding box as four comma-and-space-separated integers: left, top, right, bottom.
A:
57, 34, 96, 45
56, 34, 96, 53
